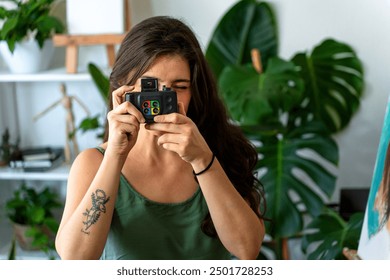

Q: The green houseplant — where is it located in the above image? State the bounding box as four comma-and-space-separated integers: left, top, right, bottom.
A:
0, 0, 64, 52
69, 63, 109, 141
6, 183, 62, 259
205, 0, 365, 259
0, 0, 65, 73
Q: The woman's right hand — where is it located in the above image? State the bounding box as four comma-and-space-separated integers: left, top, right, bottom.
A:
106, 85, 145, 158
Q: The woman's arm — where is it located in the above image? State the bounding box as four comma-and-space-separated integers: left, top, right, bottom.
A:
55, 148, 124, 259
147, 108, 265, 260
55, 86, 145, 259
193, 155, 265, 260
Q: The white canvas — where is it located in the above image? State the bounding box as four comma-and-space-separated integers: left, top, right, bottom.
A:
66, 0, 125, 34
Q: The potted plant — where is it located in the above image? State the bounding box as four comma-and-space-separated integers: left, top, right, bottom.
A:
205, 0, 365, 259
0, 0, 65, 73
5, 183, 62, 259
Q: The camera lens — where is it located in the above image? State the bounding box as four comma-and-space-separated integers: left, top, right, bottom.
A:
152, 101, 159, 107
143, 101, 149, 108
143, 108, 150, 114
153, 108, 160, 114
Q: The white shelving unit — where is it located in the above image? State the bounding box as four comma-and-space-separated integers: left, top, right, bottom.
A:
0, 66, 100, 260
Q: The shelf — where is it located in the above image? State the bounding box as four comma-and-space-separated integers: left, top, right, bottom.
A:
0, 67, 92, 82
0, 163, 70, 181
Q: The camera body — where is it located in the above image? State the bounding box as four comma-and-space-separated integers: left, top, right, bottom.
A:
125, 78, 178, 123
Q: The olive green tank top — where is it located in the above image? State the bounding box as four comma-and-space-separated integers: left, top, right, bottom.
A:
96, 147, 231, 260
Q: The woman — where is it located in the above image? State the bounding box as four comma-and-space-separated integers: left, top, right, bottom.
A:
374, 141, 390, 236
55, 16, 265, 260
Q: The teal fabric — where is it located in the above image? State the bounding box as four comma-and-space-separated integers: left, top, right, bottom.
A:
96, 147, 231, 260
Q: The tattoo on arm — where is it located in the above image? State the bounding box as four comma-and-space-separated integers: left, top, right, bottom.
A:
81, 189, 110, 234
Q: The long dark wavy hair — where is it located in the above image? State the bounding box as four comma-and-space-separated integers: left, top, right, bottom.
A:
105, 16, 266, 237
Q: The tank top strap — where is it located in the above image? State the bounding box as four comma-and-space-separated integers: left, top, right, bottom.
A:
95, 146, 105, 155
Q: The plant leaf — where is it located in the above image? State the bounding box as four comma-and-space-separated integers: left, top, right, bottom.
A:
292, 39, 364, 132
7, 237, 16, 260
245, 121, 339, 238
205, 0, 277, 80
301, 210, 364, 259
219, 57, 304, 125
88, 63, 110, 101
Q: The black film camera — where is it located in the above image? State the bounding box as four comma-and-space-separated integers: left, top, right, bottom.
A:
125, 78, 178, 123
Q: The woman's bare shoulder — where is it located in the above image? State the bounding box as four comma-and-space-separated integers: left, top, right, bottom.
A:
68, 146, 105, 177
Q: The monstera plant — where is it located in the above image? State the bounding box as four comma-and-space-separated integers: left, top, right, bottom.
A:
205, 0, 364, 259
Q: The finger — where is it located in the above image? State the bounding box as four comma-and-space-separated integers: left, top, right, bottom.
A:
109, 114, 141, 129
153, 112, 187, 124
112, 85, 135, 108
110, 122, 140, 142
157, 133, 184, 145
111, 101, 146, 123
159, 142, 179, 153
145, 122, 182, 133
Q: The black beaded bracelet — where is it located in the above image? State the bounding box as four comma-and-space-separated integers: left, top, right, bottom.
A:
193, 153, 215, 176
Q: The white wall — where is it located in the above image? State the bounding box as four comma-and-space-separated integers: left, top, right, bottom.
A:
2, 0, 390, 203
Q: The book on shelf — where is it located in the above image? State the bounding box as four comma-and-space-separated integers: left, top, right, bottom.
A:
9, 147, 65, 172
22, 146, 59, 161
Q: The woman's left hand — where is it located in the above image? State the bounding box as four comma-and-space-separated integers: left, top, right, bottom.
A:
145, 103, 212, 169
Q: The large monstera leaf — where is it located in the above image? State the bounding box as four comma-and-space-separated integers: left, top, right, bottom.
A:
292, 39, 364, 133
245, 121, 339, 238
219, 57, 304, 126
301, 210, 364, 259
205, 0, 277, 80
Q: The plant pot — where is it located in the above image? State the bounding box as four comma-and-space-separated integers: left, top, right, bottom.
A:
0, 38, 55, 74
13, 223, 53, 251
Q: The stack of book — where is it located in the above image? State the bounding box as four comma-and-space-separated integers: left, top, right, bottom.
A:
9, 147, 65, 172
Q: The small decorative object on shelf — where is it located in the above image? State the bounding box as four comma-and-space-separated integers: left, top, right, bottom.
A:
5, 183, 62, 259
0, 128, 18, 167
